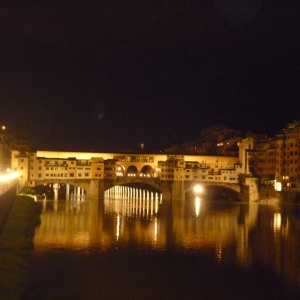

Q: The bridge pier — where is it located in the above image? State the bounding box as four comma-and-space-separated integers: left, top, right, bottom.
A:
66, 184, 70, 201
172, 181, 185, 201
240, 177, 259, 202
161, 181, 185, 203
88, 179, 104, 200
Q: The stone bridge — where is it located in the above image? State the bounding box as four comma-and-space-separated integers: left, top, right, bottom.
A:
34, 177, 255, 201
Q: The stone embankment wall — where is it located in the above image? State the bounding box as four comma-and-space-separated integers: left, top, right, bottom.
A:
0, 184, 17, 235
0, 194, 42, 299
259, 187, 280, 201
279, 189, 300, 205
259, 187, 300, 204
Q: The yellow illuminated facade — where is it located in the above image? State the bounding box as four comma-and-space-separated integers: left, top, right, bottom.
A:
11, 149, 243, 188
0, 126, 18, 173
275, 121, 300, 185
158, 154, 241, 183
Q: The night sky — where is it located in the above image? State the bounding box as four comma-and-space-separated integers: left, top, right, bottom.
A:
1, 1, 299, 152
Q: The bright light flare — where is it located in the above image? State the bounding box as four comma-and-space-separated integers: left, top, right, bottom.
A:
274, 213, 282, 232
0, 171, 20, 182
194, 184, 203, 194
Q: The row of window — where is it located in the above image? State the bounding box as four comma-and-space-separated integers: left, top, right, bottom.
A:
276, 168, 298, 174
277, 151, 298, 156
113, 156, 155, 162
45, 160, 76, 165
41, 173, 102, 178
161, 168, 236, 175
161, 174, 237, 181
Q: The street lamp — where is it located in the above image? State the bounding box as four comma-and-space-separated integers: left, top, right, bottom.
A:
194, 184, 203, 194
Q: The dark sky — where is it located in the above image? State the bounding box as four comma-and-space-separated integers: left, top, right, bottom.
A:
1, 1, 299, 152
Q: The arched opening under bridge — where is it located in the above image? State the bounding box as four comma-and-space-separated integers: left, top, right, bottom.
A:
186, 184, 240, 201
117, 182, 161, 194
33, 182, 87, 200
140, 165, 154, 178
126, 165, 138, 177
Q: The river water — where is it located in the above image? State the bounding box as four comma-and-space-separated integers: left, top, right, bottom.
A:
31, 187, 300, 299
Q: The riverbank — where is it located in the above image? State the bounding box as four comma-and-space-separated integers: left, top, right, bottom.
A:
0, 195, 41, 300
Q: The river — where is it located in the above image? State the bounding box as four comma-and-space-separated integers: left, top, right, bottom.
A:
31, 187, 300, 299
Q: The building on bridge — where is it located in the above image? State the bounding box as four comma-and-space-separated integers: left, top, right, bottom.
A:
158, 154, 242, 185
11, 148, 244, 192
7, 136, 266, 201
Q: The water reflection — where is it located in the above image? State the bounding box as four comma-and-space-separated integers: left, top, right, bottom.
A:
33, 188, 300, 297
104, 186, 162, 217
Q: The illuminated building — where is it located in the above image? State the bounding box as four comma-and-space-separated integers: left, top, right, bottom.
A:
275, 121, 300, 186
0, 126, 28, 174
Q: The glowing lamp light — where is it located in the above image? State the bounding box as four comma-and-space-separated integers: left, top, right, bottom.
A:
274, 181, 282, 192
0, 171, 20, 182
194, 184, 203, 194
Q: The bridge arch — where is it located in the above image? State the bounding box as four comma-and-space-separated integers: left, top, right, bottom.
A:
34, 180, 90, 200
117, 182, 161, 193
185, 181, 241, 200
126, 165, 138, 177
109, 177, 162, 193
116, 164, 125, 177
140, 165, 154, 177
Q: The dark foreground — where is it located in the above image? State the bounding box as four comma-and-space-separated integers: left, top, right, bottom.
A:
0, 195, 41, 300
28, 195, 300, 300
31, 247, 300, 300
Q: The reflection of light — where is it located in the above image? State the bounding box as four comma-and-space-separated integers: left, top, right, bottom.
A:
195, 197, 201, 216
216, 242, 222, 262
194, 184, 203, 194
274, 213, 281, 232
105, 187, 162, 218
42, 198, 47, 212
155, 195, 159, 213
116, 213, 120, 240
154, 217, 158, 243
